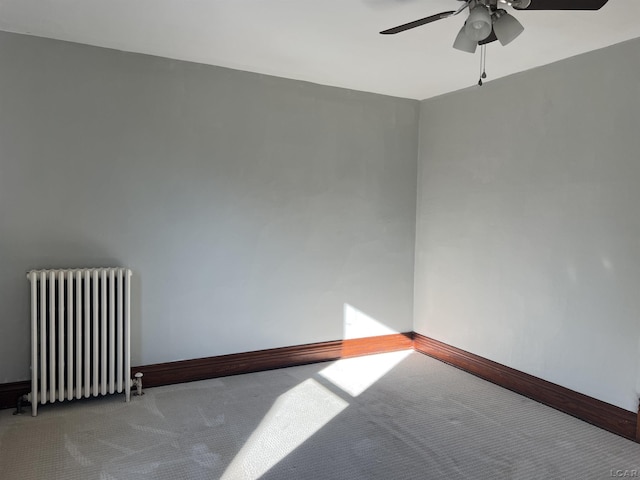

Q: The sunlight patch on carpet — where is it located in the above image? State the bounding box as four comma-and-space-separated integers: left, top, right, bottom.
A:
220, 378, 348, 480
319, 350, 412, 397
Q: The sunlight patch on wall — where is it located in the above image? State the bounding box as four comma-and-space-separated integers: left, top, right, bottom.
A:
220, 378, 348, 480
319, 350, 412, 397
343, 303, 397, 339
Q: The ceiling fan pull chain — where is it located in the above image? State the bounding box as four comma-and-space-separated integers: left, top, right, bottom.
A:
482, 45, 487, 79
478, 44, 487, 86
478, 46, 482, 85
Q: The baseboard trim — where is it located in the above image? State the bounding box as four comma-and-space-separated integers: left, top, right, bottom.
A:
637, 402, 640, 442
0, 333, 413, 410
413, 333, 638, 442
0, 381, 30, 410
2, 330, 638, 444
135, 333, 414, 389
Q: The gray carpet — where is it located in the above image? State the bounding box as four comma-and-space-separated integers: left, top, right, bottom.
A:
0, 351, 638, 479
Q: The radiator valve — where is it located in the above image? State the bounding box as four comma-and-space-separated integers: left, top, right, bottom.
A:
132, 372, 144, 396
13, 394, 30, 416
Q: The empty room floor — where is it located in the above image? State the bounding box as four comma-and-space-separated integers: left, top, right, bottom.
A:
1, 351, 638, 480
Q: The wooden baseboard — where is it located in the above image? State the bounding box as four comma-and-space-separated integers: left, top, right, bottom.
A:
136, 333, 414, 389
0, 381, 30, 411
637, 401, 640, 442
413, 333, 637, 442
0, 333, 412, 410
2, 330, 637, 445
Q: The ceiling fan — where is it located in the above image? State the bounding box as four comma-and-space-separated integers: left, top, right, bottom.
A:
380, 0, 610, 53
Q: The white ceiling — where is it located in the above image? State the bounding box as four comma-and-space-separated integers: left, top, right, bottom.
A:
0, 0, 639, 100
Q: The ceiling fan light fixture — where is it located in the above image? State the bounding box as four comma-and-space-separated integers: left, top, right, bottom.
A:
465, 5, 492, 41
493, 9, 524, 46
453, 24, 478, 53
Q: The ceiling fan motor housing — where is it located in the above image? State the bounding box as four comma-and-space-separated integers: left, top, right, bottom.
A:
503, 0, 532, 9
467, 0, 531, 12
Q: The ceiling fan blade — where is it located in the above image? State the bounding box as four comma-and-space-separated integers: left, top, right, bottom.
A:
513, 0, 608, 10
380, 11, 455, 34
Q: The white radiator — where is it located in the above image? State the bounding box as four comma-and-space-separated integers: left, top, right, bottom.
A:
27, 268, 133, 416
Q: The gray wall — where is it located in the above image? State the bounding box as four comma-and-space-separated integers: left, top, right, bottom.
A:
415, 37, 640, 411
0, 31, 418, 383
